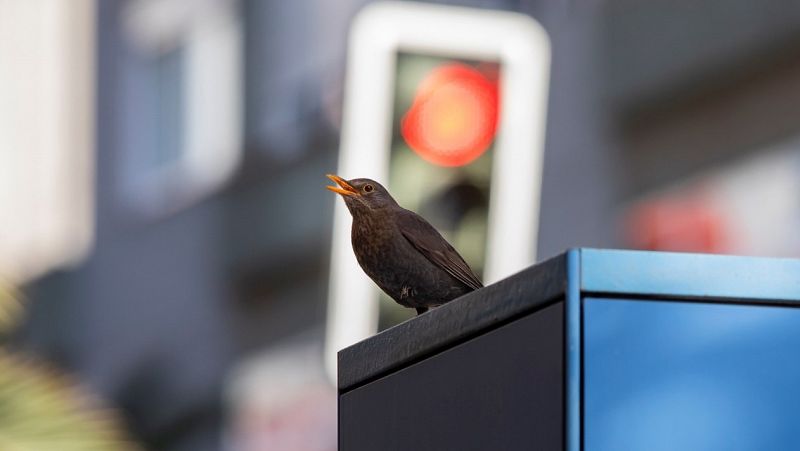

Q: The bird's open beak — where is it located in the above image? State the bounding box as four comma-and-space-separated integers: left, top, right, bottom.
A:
326, 174, 358, 196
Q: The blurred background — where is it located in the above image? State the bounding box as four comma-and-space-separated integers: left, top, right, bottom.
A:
2, 0, 800, 450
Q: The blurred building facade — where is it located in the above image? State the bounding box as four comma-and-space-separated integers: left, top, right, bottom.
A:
10, 0, 800, 450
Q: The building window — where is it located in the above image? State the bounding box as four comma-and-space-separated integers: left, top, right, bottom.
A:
115, 0, 243, 216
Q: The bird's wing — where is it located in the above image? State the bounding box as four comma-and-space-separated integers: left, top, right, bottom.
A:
397, 209, 484, 290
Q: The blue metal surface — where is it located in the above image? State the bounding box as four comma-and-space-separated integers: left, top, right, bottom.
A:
565, 250, 582, 451
583, 297, 800, 451
580, 249, 800, 302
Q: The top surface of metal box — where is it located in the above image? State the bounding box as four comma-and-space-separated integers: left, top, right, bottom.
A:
339, 248, 800, 393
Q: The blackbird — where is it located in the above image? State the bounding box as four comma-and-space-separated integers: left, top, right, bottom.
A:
326, 174, 483, 315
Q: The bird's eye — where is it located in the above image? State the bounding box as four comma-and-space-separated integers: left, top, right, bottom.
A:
363, 184, 374, 193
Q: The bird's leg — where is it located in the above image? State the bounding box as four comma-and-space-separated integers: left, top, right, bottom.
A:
415, 307, 428, 315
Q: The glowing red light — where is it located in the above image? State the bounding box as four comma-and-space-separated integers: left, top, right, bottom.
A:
401, 63, 499, 167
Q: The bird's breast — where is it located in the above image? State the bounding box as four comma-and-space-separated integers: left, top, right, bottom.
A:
351, 217, 395, 262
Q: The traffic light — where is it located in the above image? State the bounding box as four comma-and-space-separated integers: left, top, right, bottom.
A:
399, 60, 499, 168
326, 1, 551, 379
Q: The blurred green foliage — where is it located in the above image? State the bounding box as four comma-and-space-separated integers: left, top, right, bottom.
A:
0, 283, 21, 337
0, 282, 139, 451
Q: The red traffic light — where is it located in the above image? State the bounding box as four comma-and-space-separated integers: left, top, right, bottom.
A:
401, 63, 499, 167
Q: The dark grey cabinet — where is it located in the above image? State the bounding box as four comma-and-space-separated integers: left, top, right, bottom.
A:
339, 249, 800, 451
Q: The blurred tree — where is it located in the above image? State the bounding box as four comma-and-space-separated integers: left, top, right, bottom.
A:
0, 283, 139, 451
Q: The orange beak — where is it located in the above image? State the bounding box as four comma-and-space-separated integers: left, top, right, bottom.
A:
326, 174, 358, 196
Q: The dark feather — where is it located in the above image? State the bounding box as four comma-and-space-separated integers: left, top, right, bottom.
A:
397, 209, 484, 291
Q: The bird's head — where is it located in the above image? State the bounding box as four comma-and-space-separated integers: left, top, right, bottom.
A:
326, 175, 397, 215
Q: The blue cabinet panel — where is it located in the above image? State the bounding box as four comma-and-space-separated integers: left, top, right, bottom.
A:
584, 297, 800, 451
